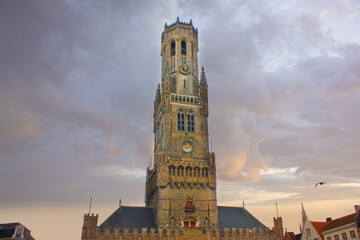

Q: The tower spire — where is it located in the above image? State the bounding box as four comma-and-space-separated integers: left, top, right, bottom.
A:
200, 66, 207, 86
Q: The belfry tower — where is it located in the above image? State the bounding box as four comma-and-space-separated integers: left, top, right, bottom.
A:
145, 17, 218, 229
81, 18, 284, 240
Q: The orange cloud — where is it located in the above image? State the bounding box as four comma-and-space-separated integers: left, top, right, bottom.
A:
107, 142, 124, 155
0, 103, 41, 140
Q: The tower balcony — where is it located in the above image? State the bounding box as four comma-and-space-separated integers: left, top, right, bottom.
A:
170, 93, 201, 105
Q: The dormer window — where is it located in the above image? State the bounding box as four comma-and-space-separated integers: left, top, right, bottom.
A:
181, 40, 186, 55
170, 41, 175, 56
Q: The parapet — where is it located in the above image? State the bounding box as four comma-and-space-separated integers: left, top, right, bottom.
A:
163, 17, 198, 35
87, 226, 281, 240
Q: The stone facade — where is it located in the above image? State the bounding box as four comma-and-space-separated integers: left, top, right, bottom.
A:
81, 18, 284, 240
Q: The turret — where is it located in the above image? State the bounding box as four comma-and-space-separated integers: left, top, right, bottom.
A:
81, 213, 98, 240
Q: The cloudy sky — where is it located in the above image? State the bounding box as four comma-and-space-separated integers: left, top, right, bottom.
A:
1, 0, 360, 239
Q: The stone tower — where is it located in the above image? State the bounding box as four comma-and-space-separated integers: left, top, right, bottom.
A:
145, 17, 218, 230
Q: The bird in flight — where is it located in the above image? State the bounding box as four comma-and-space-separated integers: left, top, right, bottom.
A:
315, 182, 326, 188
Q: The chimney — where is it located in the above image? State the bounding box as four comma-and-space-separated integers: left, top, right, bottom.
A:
354, 205, 360, 213
326, 218, 332, 223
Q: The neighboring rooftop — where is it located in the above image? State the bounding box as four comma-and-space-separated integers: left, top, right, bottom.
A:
322, 213, 357, 232
310, 221, 327, 239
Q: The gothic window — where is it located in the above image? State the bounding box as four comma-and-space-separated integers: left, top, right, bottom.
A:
181, 58, 186, 64
169, 217, 176, 234
184, 79, 186, 90
170, 60, 175, 72
177, 111, 185, 131
187, 97, 189, 103
169, 166, 176, 176
202, 168, 208, 177
203, 218, 210, 229
191, 44, 194, 59
178, 166, 184, 176
181, 40, 186, 55
186, 167, 192, 176
171, 95, 174, 101
170, 41, 175, 56
194, 167, 200, 177
187, 111, 195, 132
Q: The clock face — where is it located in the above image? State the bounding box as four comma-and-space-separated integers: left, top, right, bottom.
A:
179, 64, 191, 75
181, 141, 193, 153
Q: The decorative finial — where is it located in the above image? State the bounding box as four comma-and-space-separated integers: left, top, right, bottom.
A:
165, 22, 168, 28
200, 66, 207, 86
243, 200, 245, 208
119, 198, 122, 207
190, 19, 193, 25
177, 16, 179, 22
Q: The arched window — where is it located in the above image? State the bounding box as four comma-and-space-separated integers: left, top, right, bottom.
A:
202, 168, 208, 177
169, 166, 176, 176
170, 41, 175, 56
187, 111, 195, 132
194, 167, 200, 177
191, 44, 194, 59
186, 166, 192, 177
169, 217, 176, 234
177, 111, 185, 131
178, 166, 184, 176
181, 40, 186, 55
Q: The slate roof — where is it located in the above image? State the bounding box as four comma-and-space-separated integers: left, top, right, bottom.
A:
99, 205, 267, 233
218, 206, 267, 230
322, 213, 356, 232
99, 206, 155, 233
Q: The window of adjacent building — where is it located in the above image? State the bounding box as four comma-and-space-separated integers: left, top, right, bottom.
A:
15, 228, 22, 238
335, 234, 339, 240
181, 40, 186, 55
350, 231, 356, 238
171, 41, 175, 56
177, 112, 185, 131
342, 233, 348, 240
327, 237, 331, 240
